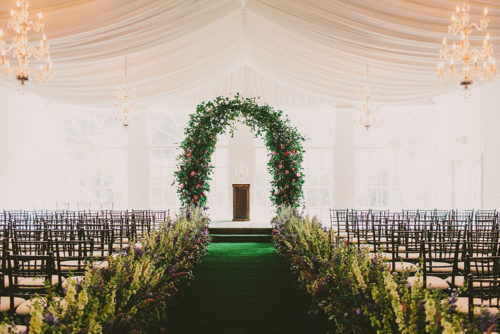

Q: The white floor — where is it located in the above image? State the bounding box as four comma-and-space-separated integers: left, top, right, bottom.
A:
209, 220, 272, 228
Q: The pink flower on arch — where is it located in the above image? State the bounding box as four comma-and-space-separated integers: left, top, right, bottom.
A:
190, 171, 196, 177
179, 184, 184, 189
280, 144, 285, 150
285, 170, 289, 174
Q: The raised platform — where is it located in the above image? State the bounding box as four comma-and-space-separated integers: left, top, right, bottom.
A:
209, 220, 272, 229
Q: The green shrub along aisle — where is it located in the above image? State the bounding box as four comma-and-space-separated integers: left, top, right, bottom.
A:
167, 242, 321, 334
272, 208, 498, 334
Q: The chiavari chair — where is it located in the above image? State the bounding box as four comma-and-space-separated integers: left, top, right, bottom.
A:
6, 239, 59, 315
390, 229, 423, 266
408, 234, 462, 290
452, 255, 500, 318
54, 239, 93, 287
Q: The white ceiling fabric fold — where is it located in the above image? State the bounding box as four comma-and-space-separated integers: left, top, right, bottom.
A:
0, 0, 498, 107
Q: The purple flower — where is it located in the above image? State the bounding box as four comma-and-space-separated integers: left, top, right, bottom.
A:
448, 292, 458, 315
477, 309, 498, 332
44, 313, 57, 325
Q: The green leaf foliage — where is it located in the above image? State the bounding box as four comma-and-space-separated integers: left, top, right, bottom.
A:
174, 95, 306, 209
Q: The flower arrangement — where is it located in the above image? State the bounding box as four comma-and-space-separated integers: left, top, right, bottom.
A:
272, 208, 497, 334
174, 94, 306, 209
4, 207, 210, 333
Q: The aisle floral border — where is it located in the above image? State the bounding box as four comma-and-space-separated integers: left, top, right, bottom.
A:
1, 207, 210, 333
272, 208, 498, 334
174, 95, 306, 209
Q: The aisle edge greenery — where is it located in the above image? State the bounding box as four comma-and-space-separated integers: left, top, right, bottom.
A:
272, 208, 498, 334
1, 207, 209, 334
174, 94, 305, 209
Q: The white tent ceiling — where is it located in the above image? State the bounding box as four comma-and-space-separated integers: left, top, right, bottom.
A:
0, 0, 499, 107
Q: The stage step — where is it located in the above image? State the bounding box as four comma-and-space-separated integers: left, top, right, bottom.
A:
210, 234, 272, 243
209, 227, 272, 235
209, 228, 273, 243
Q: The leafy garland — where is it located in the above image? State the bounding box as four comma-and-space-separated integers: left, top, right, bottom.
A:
174, 95, 305, 209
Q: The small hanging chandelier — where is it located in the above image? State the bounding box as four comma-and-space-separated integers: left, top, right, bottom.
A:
113, 57, 139, 128
356, 65, 380, 130
437, 0, 496, 97
0, 0, 52, 88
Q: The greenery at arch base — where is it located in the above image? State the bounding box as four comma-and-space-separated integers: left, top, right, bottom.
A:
174, 95, 306, 210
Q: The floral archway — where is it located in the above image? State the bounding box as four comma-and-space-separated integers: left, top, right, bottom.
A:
174, 95, 305, 210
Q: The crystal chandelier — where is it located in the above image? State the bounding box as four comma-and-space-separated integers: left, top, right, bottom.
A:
113, 57, 138, 128
356, 65, 380, 130
0, 0, 52, 88
437, 0, 496, 96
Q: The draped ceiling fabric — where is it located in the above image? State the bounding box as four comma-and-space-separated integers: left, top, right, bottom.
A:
0, 0, 499, 107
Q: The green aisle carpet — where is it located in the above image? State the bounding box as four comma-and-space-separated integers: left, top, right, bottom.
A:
167, 242, 321, 334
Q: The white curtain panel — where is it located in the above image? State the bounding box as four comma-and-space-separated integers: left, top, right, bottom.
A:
0, 0, 499, 106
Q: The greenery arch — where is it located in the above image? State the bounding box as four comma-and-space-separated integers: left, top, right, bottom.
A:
174, 95, 305, 210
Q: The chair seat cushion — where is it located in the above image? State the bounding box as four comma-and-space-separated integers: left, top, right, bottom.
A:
426, 261, 454, 273
17, 275, 59, 288
454, 297, 500, 316
16, 297, 66, 316
92, 250, 109, 257
457, 261, 495, 273
445, 276, 465, 287
58, 260, 87, 271
0, 296, 26, 311
1, 325, 27, 333
408, 275, 449, 289
401, 252, 420, 260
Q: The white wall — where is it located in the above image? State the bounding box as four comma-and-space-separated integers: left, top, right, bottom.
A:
1, 80, 500, 212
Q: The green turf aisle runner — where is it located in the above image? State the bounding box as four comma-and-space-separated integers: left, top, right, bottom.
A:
167, 242, 321, 334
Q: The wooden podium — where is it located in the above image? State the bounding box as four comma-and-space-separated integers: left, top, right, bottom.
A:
232, 184, 250, 221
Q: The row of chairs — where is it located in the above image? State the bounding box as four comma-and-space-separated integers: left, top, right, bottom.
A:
0, 209, 170, 319
1, 209, 170, 242
330, 209, 500, 318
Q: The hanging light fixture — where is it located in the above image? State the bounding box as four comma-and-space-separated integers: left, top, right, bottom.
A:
356, 65, 380, 130
113, 57, 138, 128
437, 0, 496, 97
0, 0, 52, 88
